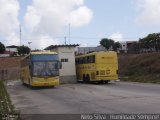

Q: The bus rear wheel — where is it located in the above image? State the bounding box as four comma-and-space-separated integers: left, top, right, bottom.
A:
86, 74, 90, 83
104, 81, 109, 84
83, 74, 86, 83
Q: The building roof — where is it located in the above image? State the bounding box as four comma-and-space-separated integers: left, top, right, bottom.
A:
45, 44, 79, 50
31, 51, 57, 55
6, 45, 19, 48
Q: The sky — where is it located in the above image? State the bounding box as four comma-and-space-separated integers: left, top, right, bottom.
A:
0, 0, 160, 49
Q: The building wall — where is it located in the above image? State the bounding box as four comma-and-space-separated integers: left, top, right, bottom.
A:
0, 57, 21, 80
119, 42, 127, 51
51, 47, 77, 84
6, 48, 17, 52
119, 41, 127, 53
57, 47, 76, 76
0, 54, 10, 57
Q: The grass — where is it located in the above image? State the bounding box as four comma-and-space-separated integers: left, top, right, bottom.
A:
0, 81, 20, 119
120, 74, 160, 84
118, 53, 160, 83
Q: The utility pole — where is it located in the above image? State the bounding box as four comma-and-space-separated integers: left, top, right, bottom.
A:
69, 23, 70, 44
64, 36, 67, 45
20, 24, 21, 46
28, 42, 32, 51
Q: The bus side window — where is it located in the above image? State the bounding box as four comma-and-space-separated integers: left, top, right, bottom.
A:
82, 57, 85, 64
80, 58, 83, 64
93, 55, 95, 63
90, 56, 92, 63
84, 57, 86, 64
87, 56, 90, 63
89, 56, 92, 63
90, 55, 95, 63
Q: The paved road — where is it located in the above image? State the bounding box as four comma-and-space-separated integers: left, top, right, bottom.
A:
5, 80, 160, 114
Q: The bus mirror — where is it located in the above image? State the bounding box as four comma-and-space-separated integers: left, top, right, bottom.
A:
58, 62, 62, 69
55, 62, 62, 69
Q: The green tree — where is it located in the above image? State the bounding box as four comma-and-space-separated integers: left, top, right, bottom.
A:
17, 45, 30, 56
100, 38, 114, 50
139, 33, 160, 52
0, 42, 5, 53
113, 42, 122, 51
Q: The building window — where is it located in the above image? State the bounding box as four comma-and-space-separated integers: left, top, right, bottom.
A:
75, 55, 95, 65
61, 58, 69, 62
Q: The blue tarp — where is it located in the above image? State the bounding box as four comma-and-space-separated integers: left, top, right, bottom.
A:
31, 54, 59, 61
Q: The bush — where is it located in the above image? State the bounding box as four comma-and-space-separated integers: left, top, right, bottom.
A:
0, 42, 5, 53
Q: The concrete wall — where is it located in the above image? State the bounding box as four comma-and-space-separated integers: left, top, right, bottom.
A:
0, 54, 10, 57
51, 47, 77, 83
6, 48, 17, 52
119, 42, 127, 51
59, 76, 77, 84
0, 57, 21, 80
0, 67, 20, 80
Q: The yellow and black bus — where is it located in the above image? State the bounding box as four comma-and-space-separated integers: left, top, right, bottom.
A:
20, 51, 61, 87
75, 51, 118, 83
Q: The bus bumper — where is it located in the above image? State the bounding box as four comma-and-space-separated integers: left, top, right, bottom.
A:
31, 80, 59, 87
31, 77, 59, 87
95, 76, 118, 81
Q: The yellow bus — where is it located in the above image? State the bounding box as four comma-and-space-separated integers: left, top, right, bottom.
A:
75, 51, 118, 83
20, 51, 61, 87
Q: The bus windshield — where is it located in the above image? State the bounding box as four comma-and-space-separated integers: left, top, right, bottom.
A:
33, 61, 59, 76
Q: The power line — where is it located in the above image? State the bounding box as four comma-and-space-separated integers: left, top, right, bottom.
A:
20, 24, 21, 45
0, 36, 142, 42
69, 23, 71, 44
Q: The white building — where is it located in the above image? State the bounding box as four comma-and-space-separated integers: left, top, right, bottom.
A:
45, 44, 79, 84
119, 41, 127, 53
6, 45, 18, 52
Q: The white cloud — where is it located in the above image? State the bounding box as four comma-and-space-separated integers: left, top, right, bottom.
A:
28, 35, 60, 50
109, 32, 123, 42
68, 6, 93, 27
24, 0, 93, 49
79, 42, 88, 47
136, 0, 160, 25
0, 0, 20, 45
6, 32, 19, 45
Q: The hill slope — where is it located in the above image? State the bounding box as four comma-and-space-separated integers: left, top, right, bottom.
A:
118, 53, 160, 83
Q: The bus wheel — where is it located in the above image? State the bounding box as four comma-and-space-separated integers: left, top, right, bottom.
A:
104, 80, 110, 84
98, 81, 103, 84
22, 81, 26, 86
83, 74, 86, 83
86, 74, 90, 83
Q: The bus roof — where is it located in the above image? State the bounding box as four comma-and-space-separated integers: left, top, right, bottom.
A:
75, 51, 117, 58
31, 51, 57, 55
